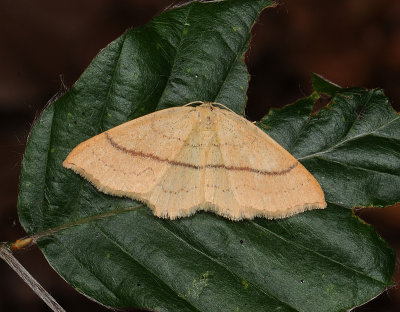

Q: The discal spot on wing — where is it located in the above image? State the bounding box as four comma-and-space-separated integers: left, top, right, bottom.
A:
63, 103, 327, 220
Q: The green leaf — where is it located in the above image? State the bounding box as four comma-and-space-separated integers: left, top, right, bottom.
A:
17, 1, 397, 311
260, 87, 400, 209
311, 73, 341, 96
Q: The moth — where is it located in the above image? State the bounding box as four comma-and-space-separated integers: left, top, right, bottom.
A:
63, 102, 326, 220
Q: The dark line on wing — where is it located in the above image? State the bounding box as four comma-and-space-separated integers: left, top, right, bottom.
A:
105, 133, 298, 176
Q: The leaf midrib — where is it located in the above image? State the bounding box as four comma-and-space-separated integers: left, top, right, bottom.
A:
298, 115, 400, 161
153, 5, 193, 110
285, 114, 312, 153
211, 14, 249, 106
91, 222, 202, 311
33, 204, 145, 241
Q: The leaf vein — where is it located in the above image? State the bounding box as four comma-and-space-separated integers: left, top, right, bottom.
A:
298, 115, 400, 161
90, 222, 203, 312
52, 235, 121, 303
33, 204, 145, 241
250, 221, 386, 285
212, 32, 249, 108
152, 5, 193, 110
153, 219, 299, 312
286, 115, 312, 153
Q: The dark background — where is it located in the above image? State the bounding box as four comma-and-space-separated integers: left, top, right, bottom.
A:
1, 0, 399, 311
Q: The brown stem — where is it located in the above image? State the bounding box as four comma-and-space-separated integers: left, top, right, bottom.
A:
0, 244, 65, 312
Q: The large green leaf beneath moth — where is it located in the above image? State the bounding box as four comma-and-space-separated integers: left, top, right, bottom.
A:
17, 2, 397, 312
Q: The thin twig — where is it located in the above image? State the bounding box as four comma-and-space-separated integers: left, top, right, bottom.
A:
0, 245, 66, 312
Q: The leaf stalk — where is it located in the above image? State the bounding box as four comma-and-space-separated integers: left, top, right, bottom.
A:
0, 244, 66, 312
